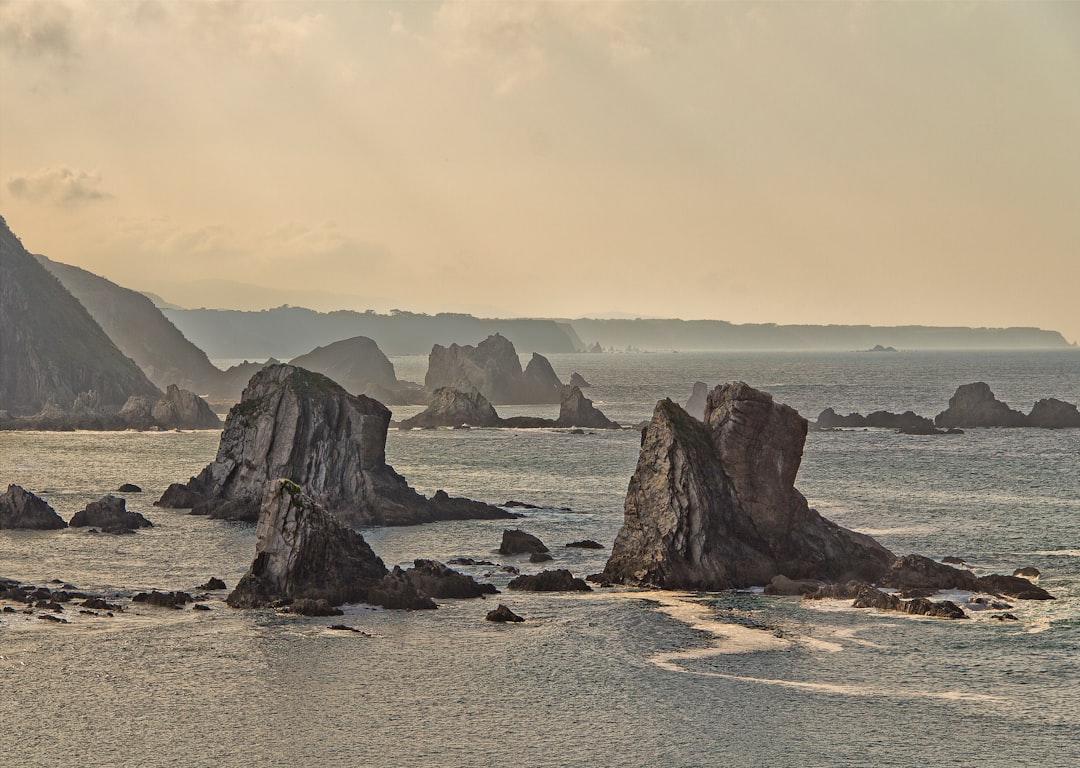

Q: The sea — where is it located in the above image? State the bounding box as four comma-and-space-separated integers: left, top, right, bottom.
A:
1, 350, 1078, 768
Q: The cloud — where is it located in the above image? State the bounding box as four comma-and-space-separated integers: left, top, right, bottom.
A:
5, 167, 112, 205
0, 0, 75, 60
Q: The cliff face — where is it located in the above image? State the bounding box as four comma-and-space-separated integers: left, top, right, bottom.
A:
600, 383, 894, 590
0, 217, 162, 416
424, 334, 563, 405
157, 364, 513, 526
35, 254, 226, 397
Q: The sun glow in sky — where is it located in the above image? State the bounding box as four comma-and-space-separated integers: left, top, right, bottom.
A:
1, 1, 1078, 342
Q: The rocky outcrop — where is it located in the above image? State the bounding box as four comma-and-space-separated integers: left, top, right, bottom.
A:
555, 386, 620, 429
600, 383, 896, 590
0, 485, 67, 529
366, 567, 438, 610
0, 216, 162, 419
499, 530, 549, 555
289, 336, 425, 406
881, 555, 1053, 600
486, 604, 525, 622
850, 584, 966, 619
935, 383, 1029, 428
156, 364, 513, 526
226, 480, 389, 609
1027, 398, 1080, 428
685, 382, 708, 421
149, 384, 221, 429
68, 495, 153, 531
507, 569, 592, 592
815, 408, 952, 435
424, 334, 563, 405
569, 372, 591, 388
399, 388, 502, 429
399, 559, 497, 599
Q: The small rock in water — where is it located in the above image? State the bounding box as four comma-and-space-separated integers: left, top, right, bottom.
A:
529, 552, 553, 563
1013, 567, 1040, 579
328, 624, 369, 634
192, 604, 212, 611
992, 613, 1020, 622
499, 529, 549, 555
197, 577, 227, 590
117, 484, 142, 493
565, 540, 605, 549
486, 604, 525, 623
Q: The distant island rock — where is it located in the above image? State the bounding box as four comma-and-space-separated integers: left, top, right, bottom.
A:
556, 385, 620, 429
599, 383, 895, 590
288, 336, 425, 406
156, 364, 515, 526
0, 485, 67, 530
424, 334, 564, 405
815, 407, 955, 435
401, 385, 620, 430
861, 345, 898, 353
935, 383, 1080, 429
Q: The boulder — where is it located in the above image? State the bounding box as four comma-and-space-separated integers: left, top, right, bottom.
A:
366, 567, 438, 610
116, 483, 142, 493
1026, 398, 1080, 428
399, 387, 502, 429
150, 384, 221, 429
400, 559, 497, 599
0, 485, 67, 529
1013, 567, 1040, 579
569, 372, 591, 389
499, 530, 550, 555
600, 383, 895, 590
155, 364, 514, 526
934, 383, 1028, 428
684, 382, 708, 422
68, 495, 152, 530
485, 604, 525, 622
565, 540, 604, 549
226, 479, 389, 609
555, 386, 620, 429
197, 577, 227, 590
507, 569, 592, 592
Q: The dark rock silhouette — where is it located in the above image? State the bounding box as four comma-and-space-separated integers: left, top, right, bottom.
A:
400, 387, 502, 429
366, 567, 438, 610
400, 559, 497, 599
566, 540, 604, 549
815, 407, 950, 435
555, 386, 620, 429
69, 495, 153, 531
1026, 398, 1080, 428
155, 364, 513, 526
569, 372, 591, 388
507, 569, 592, 592
424, 334, 563, 404
198, 577, 227, 590
935, 383, 1028, 428
116, 484, 142, 493
289, 336, 425, 405
499, 530, 550, 555
600, 383, 896, 590
0, 485, 67, 529
684, 382, 708, 421
226, 480, 389, 609
881, 555, 1052, 600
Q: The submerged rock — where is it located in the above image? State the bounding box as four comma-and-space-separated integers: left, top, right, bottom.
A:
133, 590, 194, 609
226, 480, 389, 609
197, 577, 227, 590
600, 383, 895, 590
0, 485, 67, 529
156, 364, 513, 526
68, 495, 152, 530
565, 540, 604, 549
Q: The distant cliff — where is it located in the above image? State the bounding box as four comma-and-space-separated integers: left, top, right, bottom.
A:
567, 318, 1071, 351
162, 306, 583, 358
36, 254, 226, 395
0, 217, 162, 416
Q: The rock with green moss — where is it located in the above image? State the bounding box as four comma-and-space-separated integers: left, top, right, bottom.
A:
600, 382, 895, 590
157, 363, 514, 526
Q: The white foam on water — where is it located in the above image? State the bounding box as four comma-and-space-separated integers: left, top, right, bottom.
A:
1023, 550, 1080, 557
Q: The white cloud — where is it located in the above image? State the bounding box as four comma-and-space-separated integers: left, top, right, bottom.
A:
5, 167, 111, 205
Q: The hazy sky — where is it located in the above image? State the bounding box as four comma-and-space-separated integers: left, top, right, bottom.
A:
2, 1, 1078, 342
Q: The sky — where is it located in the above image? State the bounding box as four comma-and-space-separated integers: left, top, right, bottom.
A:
1, 1, 1078, 342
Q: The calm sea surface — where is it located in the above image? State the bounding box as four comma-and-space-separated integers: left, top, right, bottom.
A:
2, 350, 1078, 767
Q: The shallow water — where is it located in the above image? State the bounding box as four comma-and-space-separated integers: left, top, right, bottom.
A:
2, 350, 1078, 767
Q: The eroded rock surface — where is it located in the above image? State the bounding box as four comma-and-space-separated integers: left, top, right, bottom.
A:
156, 364, 513, 526
600, 383, 896, 590
0, 485, 67, 529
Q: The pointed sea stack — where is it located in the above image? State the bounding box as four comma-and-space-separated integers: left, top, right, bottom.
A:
227, 480, 388, 609
156, 364, 513, 526
0, 485, 67, 529
600, 382, 895, 590
555, 386, 620, 429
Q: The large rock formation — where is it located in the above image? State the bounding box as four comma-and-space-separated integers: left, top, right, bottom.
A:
555, 386, 620, 429
0, 216, 162, 418
424, 334, 563, 404
1026, 398, 1080, 428
934, 383, 1028, 428
399, 387, 503, 429
600, 383, 895, 590
156, 364, 514, 526
226, 480, 389, 609
289, 336, 425, 406
148, 384, 221, 429
0, 485, 67, 529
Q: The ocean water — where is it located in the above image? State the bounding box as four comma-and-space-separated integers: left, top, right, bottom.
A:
1, 350, 1078, 767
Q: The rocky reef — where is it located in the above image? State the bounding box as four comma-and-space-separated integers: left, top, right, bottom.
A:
935, 383, 1080, 428
226, 480, 389, 609
156, 364, 513, 526
424, 334, 563, 405
815, 407, 956, 435
599, 383, 897, 590
0, 485, 67, 529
